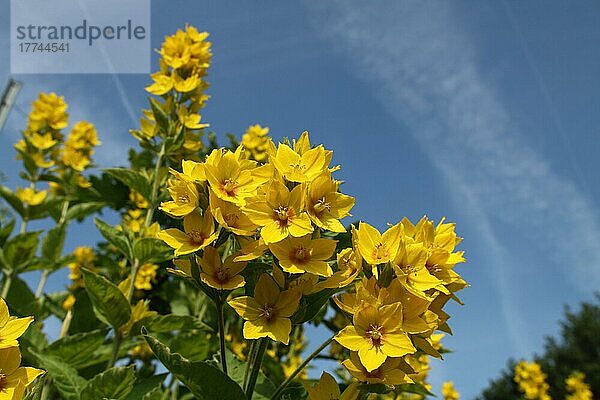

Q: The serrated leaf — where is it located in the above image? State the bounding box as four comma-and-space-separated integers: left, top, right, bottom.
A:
0, 185, 24, 216
143, 332, 245, 400
23, 374, 44, 400
94, 218, 133, 260
45, 329, 109, 369
32, 351, 86, 400
105, 168, 152, 201
82, 268, 131, 328
80, 366, 136, 400
3, 231, 41, 270
133, 237, 173, 264
148, 98, 170, 133
64, 202, 105, 221
41, 223, 66, 262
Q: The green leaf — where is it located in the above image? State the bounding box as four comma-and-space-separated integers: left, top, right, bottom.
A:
143, 332, 245, 400
226, 350, 276, 400
124, 373, 168, 400
133, 237, 173, 264
0, 217, 15, 247
395, 383, 436, 397
68, 289, 103, 334
80, 366, 136, 400
142, 314, 213, 334
64, 202, 105, 222
32, 351, 86, 400
23, 374, 44, 400
291, 288, 339, 324
45, 329, 109, 369
94, 218, 133, 260
3, 231, 41, 270
41, 223, 66, 262
148, 98, 170, 133
0, 185, 24, 216
82, 268, 131, 328
105, 168, 152, 201
168, 330, 213, 362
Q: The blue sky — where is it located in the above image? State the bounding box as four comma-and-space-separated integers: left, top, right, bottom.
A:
1, 1, 600, 398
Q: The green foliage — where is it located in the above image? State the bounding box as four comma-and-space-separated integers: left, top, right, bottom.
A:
81, 268, 131, 328
94, 218, 133, 260
143, 332, 246, 400
477, 294, 600, 400
32, 351, 87, 400
79, 366, 136, 400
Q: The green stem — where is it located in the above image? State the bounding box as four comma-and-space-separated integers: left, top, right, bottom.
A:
246, 338, 268, 399
107, 332, 122, 369
269, 335, 335, 400
216, 295, 228, 375
59, 310, 72, 339
144, 141, 166, 227
1, 270, 14, 298
35, 270, 49, 298
243, 340, 258, 390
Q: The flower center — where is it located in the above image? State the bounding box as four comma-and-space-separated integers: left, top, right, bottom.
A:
366, 324, 385, 347
372, 243, 389, 262
223, 178, 238, 195
177, 192, 190, 203
259, 304, 277, 322
293, 246, 311, 262
274, 206, 290, 222
313, 197, 331, 214
224, 213, 239, 227
216, 267, 230, 282
187, 230, 205, 243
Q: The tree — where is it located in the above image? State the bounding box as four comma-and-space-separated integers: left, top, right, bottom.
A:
478, 294, 600, 399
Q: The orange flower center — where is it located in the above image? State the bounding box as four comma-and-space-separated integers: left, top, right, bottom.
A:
313, 197, 330, 214
224, 213, 239, 227
259, 304, 277, 322
274, 206, 291, 223
292, 246, 311, 263
216, 267, 231, 282
187, 230, 206, 244
0, 372, 7, 392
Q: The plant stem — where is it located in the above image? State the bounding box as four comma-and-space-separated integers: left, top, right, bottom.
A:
144, 141, 166, 227
243, 339, 258, 390
269, 335, 335, 400
246, 338, 268, 399
216, 295, 228, 375
59, 310, 72, 338
1, 270, 13, 298
107, 332, 122, 369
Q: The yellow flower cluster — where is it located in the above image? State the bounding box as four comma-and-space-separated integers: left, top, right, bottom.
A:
565, 371, 593, 400
67, 246, 96, 290
137, 25, 211, 157
134, 263, 159, 291
514, 361, 551, 400
242, 124, 270, 162
61, 121, 100, 172
442, 381, 459, 400
0, 298, 44, 399
332, 216, 465, 381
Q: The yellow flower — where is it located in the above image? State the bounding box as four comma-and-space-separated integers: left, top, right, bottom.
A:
242, 124, 271, 162
173, 74, 200, 93
62, 147, 90, 171
134, 263, 159, 290
177, 106, 209, 130
120, 300, 158, 336
393, 240, 445, 299
228, 274, 300, 344
198, 247, 247, 290
158, 211, 219, 256
335, 303, 416, 371
15, 187, 46, 206
306, 172, 354, 232
312, 248, 361, 293
130, 342, 154, 361
243, 180, 313, 244
356, 222, 403, 266
0, 298, 33, 350
271, 140, 327, 183
204, 149, 271, 206
514, 361, 551, 400
268, 235, 336, 277
342, 352, 413, 385
209, 190, 258, 236
61, 294, 76, 311
566, 371, 593, 400
159, 177, 200, 217
27, 92, 68, 131
442, 381, 460, 400
129, 190, 149, 209
145, 73, 174, 95
306, 372, 359, 400
0, 347, 44, 399
28, 132, 57, 150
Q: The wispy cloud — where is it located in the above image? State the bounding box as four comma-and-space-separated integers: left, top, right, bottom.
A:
306, 0, 600, 356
